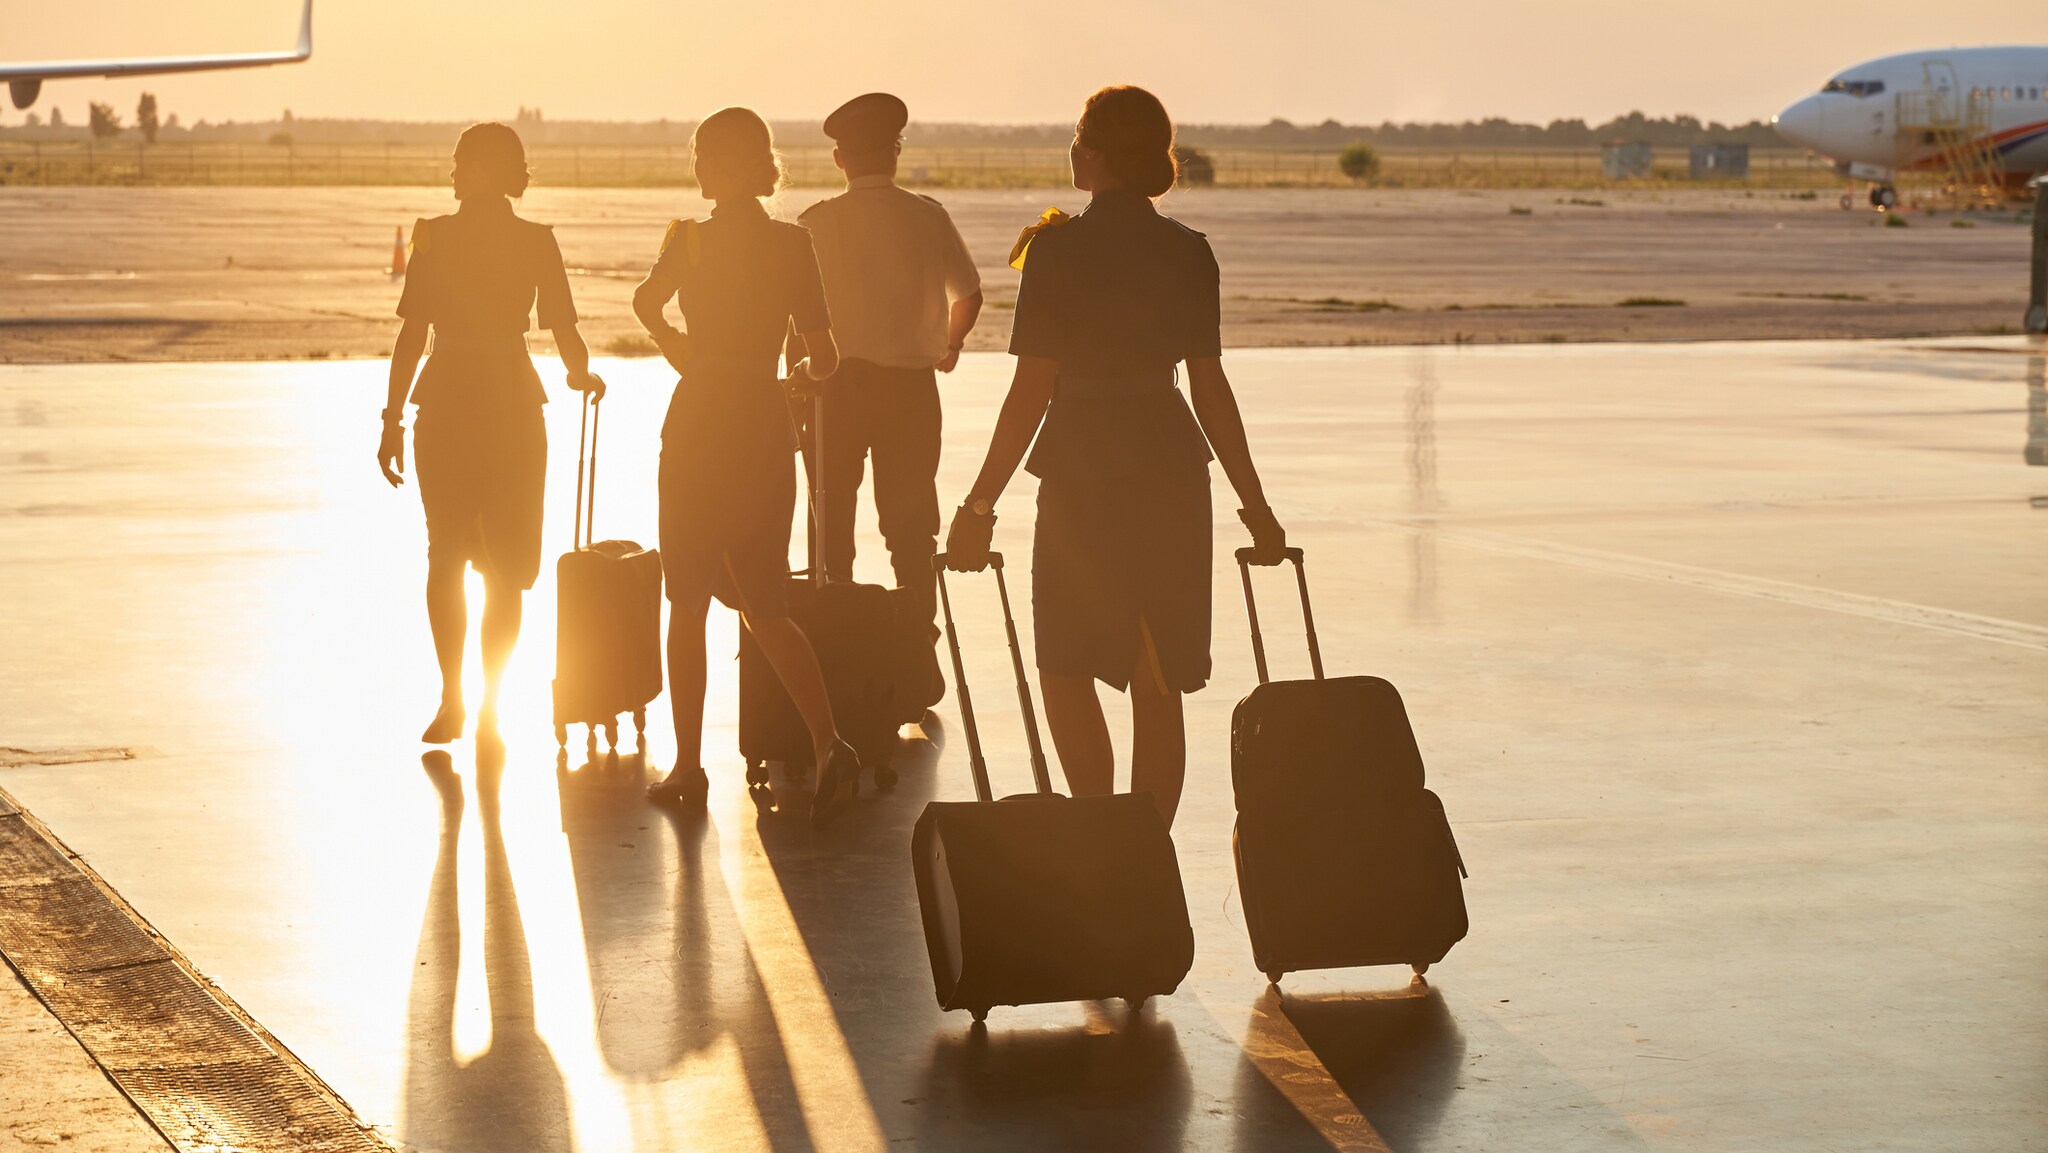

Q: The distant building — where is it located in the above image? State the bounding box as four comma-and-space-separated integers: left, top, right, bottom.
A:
1689, 143, 1750, 180
1602, 141, 1653, 180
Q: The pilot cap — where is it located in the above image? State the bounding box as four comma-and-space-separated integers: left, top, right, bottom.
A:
824, 92, 908, 151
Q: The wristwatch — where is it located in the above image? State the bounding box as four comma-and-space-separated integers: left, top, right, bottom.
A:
968, 496, 994, 518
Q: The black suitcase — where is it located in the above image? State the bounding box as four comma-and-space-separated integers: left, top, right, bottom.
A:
737, 386, 929, 789
552, 391, 663, 754
911, 553, 1195, 1022
1230, 547, 1468, 985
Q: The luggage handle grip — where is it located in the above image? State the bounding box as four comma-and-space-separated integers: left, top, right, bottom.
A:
572, 391, 602, 552
1236, 546, 1323, 684
931, 552, 1055, 803
1235, 546, 1304, 567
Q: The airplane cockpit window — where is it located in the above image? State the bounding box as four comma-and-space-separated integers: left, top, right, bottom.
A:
1821, 78, 1885, 98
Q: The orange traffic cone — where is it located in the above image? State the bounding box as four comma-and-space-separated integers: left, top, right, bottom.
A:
390, 225, 407, 278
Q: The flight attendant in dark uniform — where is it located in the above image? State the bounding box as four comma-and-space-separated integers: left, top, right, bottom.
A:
631, 107, 864, 823
380, 121, 603, 744
946, 86, 1286, 829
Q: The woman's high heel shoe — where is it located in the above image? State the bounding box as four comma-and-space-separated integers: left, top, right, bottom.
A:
810, 740, 862, 828
647, 766, 710, 806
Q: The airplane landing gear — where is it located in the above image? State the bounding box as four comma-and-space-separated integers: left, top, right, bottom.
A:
1869, 185, 1898, 210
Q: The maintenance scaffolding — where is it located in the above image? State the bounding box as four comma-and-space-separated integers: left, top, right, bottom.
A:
1894, 88, 2006, 207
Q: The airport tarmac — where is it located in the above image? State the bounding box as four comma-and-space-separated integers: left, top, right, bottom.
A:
0, 186, 2036, 363
1, 338, 2045, 1152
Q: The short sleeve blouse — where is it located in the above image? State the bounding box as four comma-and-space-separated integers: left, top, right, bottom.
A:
650, 203, 829, 370
395, 202, 577, 335
1008, 190, 1221, 374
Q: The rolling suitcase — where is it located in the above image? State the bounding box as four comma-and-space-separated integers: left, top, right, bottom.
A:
737, 383, 925, 789
911, 552, 1195, 1022
1230, 546, 1468, 985
552, 390, 663, 753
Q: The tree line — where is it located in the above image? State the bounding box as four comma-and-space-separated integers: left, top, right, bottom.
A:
0, 108, 1783, 149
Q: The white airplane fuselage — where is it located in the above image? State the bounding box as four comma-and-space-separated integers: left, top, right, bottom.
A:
1774, 46, 2048, 188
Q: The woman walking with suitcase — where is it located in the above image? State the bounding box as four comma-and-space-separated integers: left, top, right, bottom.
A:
945, 86, 1286, 829
380, 121, 604, 744
633, 107, 865, 823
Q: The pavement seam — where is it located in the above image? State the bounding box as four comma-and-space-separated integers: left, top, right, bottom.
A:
0, 785, 393, 1153
1384, 521, 2048, 651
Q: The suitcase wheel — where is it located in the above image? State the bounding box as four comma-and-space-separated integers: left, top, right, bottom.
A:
585, 728, 598, 755
1411, 963, 1430, 977
1266, 970, 1285, 987
554, 724, 568, 749
874, 762, 899, 790
632, 708, 646, 734
745, 761, 772, 787
970, 1008, 988, 1024
603, 720, 619, 748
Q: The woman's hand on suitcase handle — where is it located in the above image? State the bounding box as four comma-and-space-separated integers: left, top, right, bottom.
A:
567, 369, 606, 401
377, 419, 406, 488
1239, 504, 1287, 565
945, 501, 997, 571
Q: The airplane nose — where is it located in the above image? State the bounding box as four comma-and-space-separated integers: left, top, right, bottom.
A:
1774, 95, 1824, 149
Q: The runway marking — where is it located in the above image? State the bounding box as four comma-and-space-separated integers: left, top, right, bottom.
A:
1398, 523, 2048, 652
0, 786, 390, 1152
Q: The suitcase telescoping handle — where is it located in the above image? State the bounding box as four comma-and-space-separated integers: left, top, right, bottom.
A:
572, 391, 602, 551
1236, 546, 1323, 685
931, 553, 1055, 803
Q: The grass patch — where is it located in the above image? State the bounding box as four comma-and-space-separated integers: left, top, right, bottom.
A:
1508, 205, 1534, 216
1251, 295, 1405, 313
1617, 296, 1686, 308
1787, 190, 1818, 201
1737, 291, 1869, 302
1884, 212, 1910, 228
1557, 196, 1606, 207
605, 333, 659, 356
1951, 218, 1976, 229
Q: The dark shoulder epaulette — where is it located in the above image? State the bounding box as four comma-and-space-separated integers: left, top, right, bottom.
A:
917, 192, 944, 207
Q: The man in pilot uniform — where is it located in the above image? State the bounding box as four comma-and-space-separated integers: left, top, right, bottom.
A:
800, 92, 983, 642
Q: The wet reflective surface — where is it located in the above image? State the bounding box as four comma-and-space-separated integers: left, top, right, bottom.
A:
2, 339, 2045, 1151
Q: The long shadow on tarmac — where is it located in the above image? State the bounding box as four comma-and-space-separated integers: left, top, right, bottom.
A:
403, 744, 571, 1152
557, 744, 815, 1150
1236, 984, 1465, 1152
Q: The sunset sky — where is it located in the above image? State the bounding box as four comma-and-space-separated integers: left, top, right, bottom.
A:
6, 0, 2039, 127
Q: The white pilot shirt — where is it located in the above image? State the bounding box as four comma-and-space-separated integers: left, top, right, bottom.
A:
799, 175, 980, 370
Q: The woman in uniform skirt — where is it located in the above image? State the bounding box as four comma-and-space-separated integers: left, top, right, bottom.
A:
633, 107, 865, 823
380, 121, 603, 744
946, 86, 1286, 829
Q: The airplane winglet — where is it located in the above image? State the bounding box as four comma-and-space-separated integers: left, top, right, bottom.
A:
0, 0, 312, 95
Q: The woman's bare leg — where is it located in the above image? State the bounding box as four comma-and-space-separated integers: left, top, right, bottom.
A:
666, 590, 711, 774
740, 613, 839, 777
1040, 672, 1113, 797
422, 555, 468, 743
475, 578, 523, 733
649, 590, 711, 799
1129, 663, 1187, 828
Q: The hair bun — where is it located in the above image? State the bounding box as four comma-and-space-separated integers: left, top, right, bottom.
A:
1079, 86, 1178, 197
455, 121, 531, 199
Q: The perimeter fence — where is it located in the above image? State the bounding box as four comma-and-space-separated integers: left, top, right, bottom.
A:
0, 141, 1844, 190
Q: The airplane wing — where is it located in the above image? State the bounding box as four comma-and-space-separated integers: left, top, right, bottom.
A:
1, 0, 310, 107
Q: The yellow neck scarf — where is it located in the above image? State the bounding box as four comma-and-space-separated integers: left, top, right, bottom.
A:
1008, 207, 1072, 271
